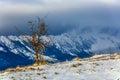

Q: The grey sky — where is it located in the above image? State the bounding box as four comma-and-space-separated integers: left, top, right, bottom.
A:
0, 0, 120, 35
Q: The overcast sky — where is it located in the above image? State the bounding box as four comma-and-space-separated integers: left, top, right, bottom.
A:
0, 0, 120, 35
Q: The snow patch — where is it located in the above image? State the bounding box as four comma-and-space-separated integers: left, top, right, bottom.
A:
1, 53, 120, 80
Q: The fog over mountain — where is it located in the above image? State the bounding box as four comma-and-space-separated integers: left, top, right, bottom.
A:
1, 27, 120, 70
0, 0, 120, 35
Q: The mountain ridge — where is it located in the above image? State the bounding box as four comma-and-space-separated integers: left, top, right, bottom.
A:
0, 28, 120, 70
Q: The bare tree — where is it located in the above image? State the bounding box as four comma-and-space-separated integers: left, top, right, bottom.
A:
16, 17, 50, 65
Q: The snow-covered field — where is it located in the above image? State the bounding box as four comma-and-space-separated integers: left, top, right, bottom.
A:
0, 53, 120, 80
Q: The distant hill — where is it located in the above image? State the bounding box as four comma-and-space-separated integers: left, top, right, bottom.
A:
0, 27, 120, 70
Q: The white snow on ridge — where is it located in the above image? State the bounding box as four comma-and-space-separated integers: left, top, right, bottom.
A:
0, 47, 3, 51
0, 36, 14, 49
0, 29, 120, 56
0, 35, 58, 62
50, 30, 120, 54
44, 55, 58, 62
0, 47, 6, 52
0, 53, 120, 80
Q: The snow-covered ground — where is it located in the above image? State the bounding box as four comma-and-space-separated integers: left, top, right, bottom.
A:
0, 53, 120, 80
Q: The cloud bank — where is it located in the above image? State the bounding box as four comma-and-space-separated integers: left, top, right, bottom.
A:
0, 0, 120, 35
1, 0, 120, 14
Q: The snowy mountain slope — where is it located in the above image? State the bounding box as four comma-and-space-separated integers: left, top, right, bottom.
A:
0, 27, 120, 70
47, 28, 120, 60
0, 53, 120, 80
0, 36, 55, 70
0, 36, 34, 70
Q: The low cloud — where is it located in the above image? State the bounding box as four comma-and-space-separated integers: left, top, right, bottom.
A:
0, 0, 120, 35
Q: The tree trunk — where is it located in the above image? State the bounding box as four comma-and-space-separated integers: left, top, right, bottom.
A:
35, 47, 39, 65
36, 52, 39, 65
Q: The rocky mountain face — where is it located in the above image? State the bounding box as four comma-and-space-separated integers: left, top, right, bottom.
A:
0, 27, 120, 70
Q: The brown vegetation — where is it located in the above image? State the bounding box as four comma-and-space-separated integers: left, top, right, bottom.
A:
16, 17, 50, 66
26, 17, 50, 65
72, 57, 82, 61
71, 63, 82, 67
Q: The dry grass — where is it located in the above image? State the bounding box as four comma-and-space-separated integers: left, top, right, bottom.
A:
43, 76, 47, 79
71, 63, 82, 67
2, 53, 120, 73
2, 61, 48, 72
32, 61, 48, 66
91, 53, 98, 57
54, 72, 59, 75
72, 57, 81, 61
92, 62, 100, 66
37, 73, 41, 75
